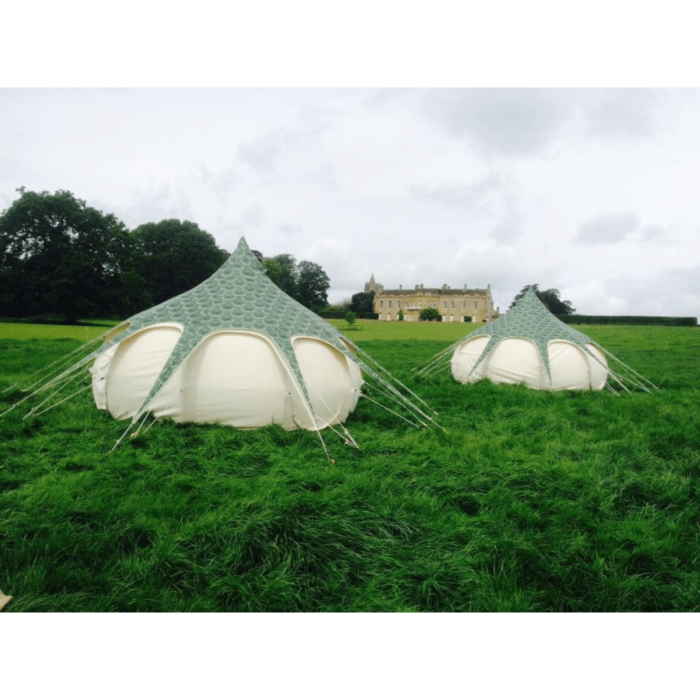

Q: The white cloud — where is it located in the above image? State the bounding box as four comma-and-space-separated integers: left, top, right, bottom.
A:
490, 209, 522, 244
607, 268, 700, 318
575, 212, 640, 245
192, 163, 239, 199
582, 89, 660, 139
420, 88, 574, 157
2, 88, 700, 321
237, 104, 337, 171
639, 224, 668, 242
277, 223, 303, 237
109, 184, 194, 228
410, 174, 505, 213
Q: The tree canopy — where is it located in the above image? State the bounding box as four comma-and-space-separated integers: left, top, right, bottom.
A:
0, 188, 142, 323
419, 307, 440, 321
263, 254, 298, 299
509, 284, 576, 315
350, 291, 375, 313
132, 219, 229, 307
296, 260, 330, 311
262, 253, 330, 312
0, 188, 334, 323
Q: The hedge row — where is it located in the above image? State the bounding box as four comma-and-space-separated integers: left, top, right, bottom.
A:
316, 311, 380, 320
556, 314, 698, 327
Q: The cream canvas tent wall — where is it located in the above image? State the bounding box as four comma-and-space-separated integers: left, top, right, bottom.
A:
416, 287, 655, 393
4, 238, 436, 450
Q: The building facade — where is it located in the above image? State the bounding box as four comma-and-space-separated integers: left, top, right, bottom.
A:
364, 275, 498, 323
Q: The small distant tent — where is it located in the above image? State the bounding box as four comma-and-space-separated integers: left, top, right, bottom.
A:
415, 287, 655, 393
4, 238, 435, 451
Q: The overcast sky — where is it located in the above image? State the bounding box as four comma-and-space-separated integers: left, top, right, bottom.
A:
2, 87, 699, 317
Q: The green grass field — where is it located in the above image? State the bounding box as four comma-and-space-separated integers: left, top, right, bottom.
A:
1, 320, 699, 611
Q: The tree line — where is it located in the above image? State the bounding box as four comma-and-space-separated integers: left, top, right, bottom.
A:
0, 189, 331, 324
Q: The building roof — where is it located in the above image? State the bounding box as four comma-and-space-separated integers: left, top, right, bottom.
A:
377, 287, 490, 296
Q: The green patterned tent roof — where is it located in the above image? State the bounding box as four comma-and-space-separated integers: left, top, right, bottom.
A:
98, 236, 356, 419
5, 237, 437, 445
462, 286, 600, 380
414, 286, 655, 392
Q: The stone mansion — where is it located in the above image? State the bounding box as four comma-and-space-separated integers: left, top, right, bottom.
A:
364, 275, 498, 323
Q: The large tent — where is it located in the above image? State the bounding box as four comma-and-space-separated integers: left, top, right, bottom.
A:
415, 287, 655, 393
4, 238, 436, 451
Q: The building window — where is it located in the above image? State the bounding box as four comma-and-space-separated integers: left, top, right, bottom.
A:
388, 300, 392, 308
380, 301, 384, 308
397, 301, 401, 308
378, 313, 383, 320
461, 301, 465, 309
387, 314, 392, 321
443, 301, 447, 309
451, 301, 455, 309
473, 302, 478, 310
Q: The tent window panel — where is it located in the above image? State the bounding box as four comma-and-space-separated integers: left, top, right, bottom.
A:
293, 337, 363, 429
102, 325, 183, 419
177, 333, 296, 428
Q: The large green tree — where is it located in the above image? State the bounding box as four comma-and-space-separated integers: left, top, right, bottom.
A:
350, 291, 375, 313
0, 188, 143, 324
263, 254, 298, 299
296, 260, 330, 311
262, 253, 331, 312
509, 284, 576, 315
132, 219, 229, 307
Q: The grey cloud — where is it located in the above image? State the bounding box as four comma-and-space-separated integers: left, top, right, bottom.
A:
305, 162, 338, 191
110, 184, 194, 229
607, 267, 700, 317
421, 89, 574, 157
490, 211, 521, 244
193, 163, 239, 197
241, 203, 265, 228
582, 89, 659, 139
238, 131, 288, 171
639, 224, 667, 242
410, 174, 505, 213
277, 223, 302, 236
575, 212, 640, 245
218, 204, 265, 245
238, 104, 337, 171
363, 89, 413, 111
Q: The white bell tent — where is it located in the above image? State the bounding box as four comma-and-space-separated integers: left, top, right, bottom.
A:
3, 238, 436, 452
416, 287, 655, 393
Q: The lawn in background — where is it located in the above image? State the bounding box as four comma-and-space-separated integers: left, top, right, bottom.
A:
1, 321, 699, 612
0, 321, 118, 342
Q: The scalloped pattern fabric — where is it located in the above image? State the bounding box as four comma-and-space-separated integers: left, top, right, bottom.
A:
458, 287, 600, 381
90, 237, 354, 421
